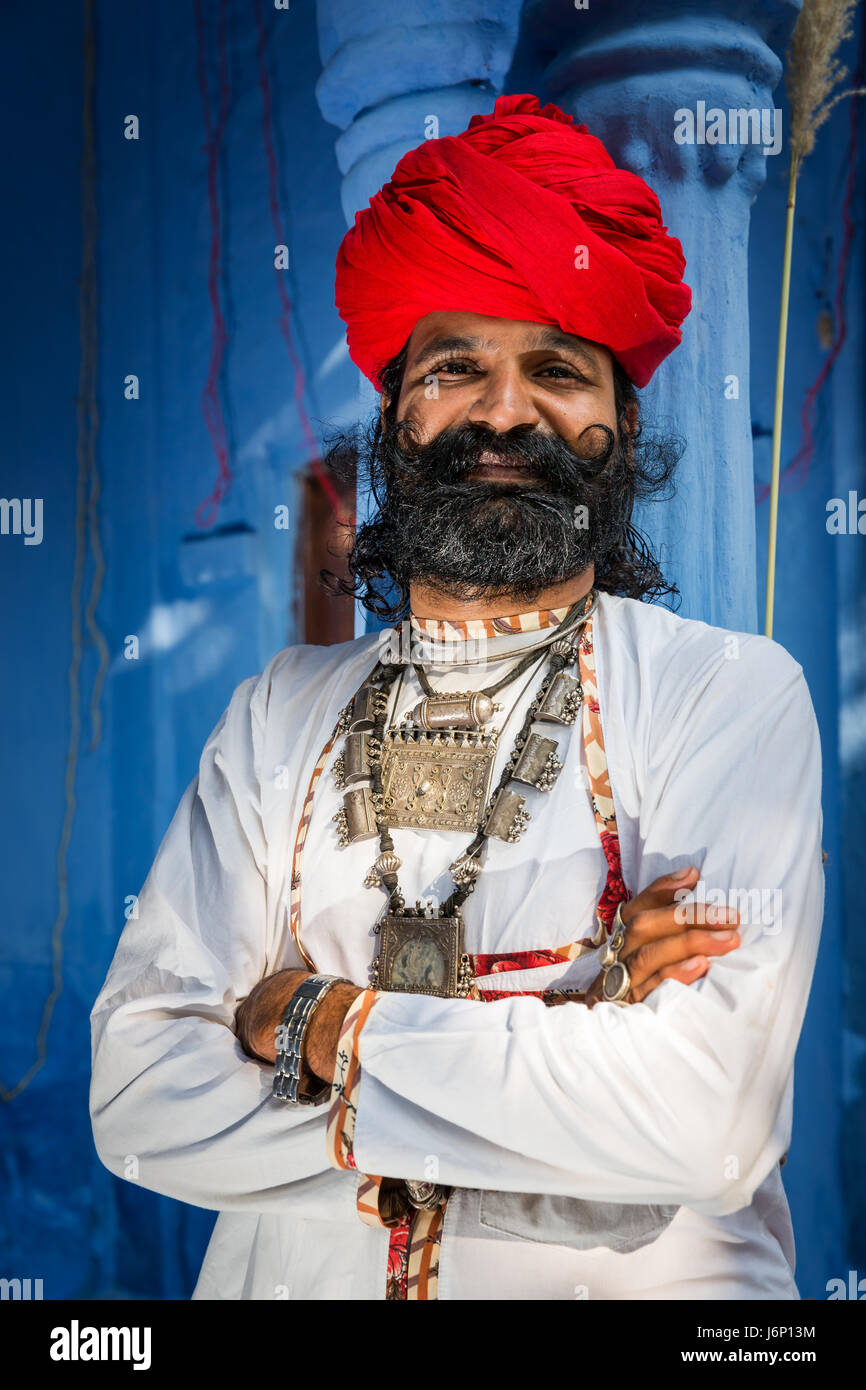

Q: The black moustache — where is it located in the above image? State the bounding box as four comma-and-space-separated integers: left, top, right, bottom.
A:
388, 421, 616, 488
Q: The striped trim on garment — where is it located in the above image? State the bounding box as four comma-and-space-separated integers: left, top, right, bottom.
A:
384, 1203, 445, 1300
471, 616, 630, 997
289, 660, 381, 969
406, 1204, 444, 1299
409, 604, 571, 645
328, 989, 415, 1233
327, 989, 377, 1175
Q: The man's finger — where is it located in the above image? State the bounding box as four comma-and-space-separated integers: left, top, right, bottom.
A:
625, 926, 740, 986
630, 955, 709, 1004
623, 902, 740, 951
621, 865, 699, 923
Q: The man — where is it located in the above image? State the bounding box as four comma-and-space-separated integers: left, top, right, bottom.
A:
90, 95, 824, 1301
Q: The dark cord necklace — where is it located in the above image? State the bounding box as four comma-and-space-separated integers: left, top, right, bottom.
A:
407, 594, 594, 729
412, 640, 550, 702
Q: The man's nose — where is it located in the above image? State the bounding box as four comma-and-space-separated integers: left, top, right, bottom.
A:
465, 367, 541, 435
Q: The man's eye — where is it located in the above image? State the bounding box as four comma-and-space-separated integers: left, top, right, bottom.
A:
420, 359, 588, 382
542, 364, 586, 381
425, 361, 589, 383
428, 359, 474, 376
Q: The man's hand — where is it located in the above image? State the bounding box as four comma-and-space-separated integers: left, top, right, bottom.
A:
581, 865, 741, 1007
236, 868, 734, 1058
235, 969, 362, 1080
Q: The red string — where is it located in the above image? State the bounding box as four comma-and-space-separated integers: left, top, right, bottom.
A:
756, 21, 865, 503
253, 0, 352, 529
193, 0, 233, 530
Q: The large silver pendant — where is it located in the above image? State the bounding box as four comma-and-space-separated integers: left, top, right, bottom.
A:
379, 726, 498, 832
371, 905, 473, 998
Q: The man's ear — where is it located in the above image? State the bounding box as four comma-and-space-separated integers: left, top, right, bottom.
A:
378, 394, 389, 430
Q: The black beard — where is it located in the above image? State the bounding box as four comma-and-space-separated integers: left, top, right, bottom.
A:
367, 418, 632, 604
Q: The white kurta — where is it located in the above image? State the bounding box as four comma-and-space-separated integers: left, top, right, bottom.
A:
89, 591, 824, 1299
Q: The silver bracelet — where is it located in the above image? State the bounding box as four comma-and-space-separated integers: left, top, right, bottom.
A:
272, 973, 349, 1105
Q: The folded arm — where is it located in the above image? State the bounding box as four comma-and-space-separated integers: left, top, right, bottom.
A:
89, 668, 346, 1219
328, 642, 824, 1216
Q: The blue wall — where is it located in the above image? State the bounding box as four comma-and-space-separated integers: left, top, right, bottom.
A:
0, 0, 863, 1298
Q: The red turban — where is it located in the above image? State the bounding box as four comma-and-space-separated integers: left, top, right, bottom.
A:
335, 93, 691, 390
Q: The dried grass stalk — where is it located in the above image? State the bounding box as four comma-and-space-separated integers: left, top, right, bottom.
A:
788, 0, 863, 164
765, 0, 865, 636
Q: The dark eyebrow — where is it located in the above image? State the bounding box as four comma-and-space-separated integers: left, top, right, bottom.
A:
410, 335, 492, 370
410, 329, 602, 374
524, 328, 602, 372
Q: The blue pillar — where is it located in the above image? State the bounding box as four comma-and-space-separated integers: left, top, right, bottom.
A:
527, 0, 802, 630
315, 0, 525, 220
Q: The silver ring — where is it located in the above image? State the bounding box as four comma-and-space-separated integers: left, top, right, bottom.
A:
601, 959, 632, 1003
599, 901, 631, 1005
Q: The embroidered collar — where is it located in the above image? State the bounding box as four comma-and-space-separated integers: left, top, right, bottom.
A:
409, 605, 571, 645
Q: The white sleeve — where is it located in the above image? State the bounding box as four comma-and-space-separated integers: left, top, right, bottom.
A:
349, 639, 825, 1217
89, 665, 346, 1219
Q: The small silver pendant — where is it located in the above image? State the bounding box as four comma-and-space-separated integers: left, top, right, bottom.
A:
333, 786, 379, 845
449, 853, 483, 887
405, 1179, 449, 1211
406, 691, 497, 730
537, 672, 583, 725
341, 731, 372, 785
511, 732, 563, 791
348, 686, 387, 732
484, 787, 531, 842
363, 850, 402, 888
